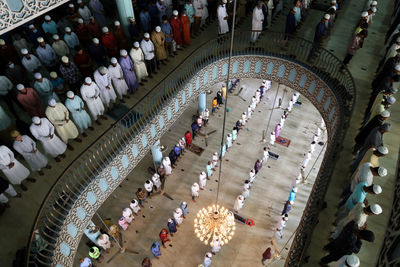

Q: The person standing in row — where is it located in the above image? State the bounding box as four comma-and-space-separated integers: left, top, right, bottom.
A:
65, 91, 93, 136
130, 42, 149, 83
141, 33, 158, 77
108, 58, 129, 102
80, 77, 106, 124
94, 66, 117, 112
16, 84, 45, 117
119, 49, 139, 93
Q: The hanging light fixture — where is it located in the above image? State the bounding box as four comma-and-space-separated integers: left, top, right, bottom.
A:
193, 0, 238, 248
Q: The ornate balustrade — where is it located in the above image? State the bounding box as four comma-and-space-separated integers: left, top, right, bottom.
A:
25, 31, 355, 266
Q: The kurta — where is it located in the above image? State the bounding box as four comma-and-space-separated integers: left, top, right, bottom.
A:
217, 5, 229, 34
129, 48, 149, 82
13, 135, 48, 172
226, 135, 232, 147
97, 234, 111, 250
181, 15, 191, 45
88, 44, 108, 66
185, 131, 192, 145
114, 28, 128, 50
78, 6, 92, 24
140, 39, 155, 60
101, 33, 119, 57
206, 163, 213, 177
30, 118, 67, 157
45, 103, 79, 143
191, 183, 199, 197
274, 123, 281, 138
22, 55, 42, 73
34, 78, 60, 105
173, 209, 183, 224
122, 208, 134, 223
232, 129, 237, 140
52, 40, 70, 57
130, 200, 141, 213
119, 56, 139, 93
89, 0, 106, 27
162, 157, 172, 175
80, 83, 105, 120
74, 52, 94, 78
64, 33, 80, 49
0, 146, 30, 185
17, 88, 45, 117
108, 64, 129, 99
199, 172, 207, 188
93, 70, 117, 106
65, 96, 92, 132
170, 17, 183, 45
234, 196, 244, 211
151, 242, 162, 257
36, 44, 57, 67
152, 32, 168, 60
251, 7, 264, 42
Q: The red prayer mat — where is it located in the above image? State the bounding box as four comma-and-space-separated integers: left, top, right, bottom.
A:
276, 136, 291, 147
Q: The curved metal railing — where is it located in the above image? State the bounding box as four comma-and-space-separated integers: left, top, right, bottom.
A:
25, 31, 355, 266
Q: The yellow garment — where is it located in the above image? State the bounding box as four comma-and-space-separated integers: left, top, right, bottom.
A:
45, 103, 79, 143
221, 86, 227, 99
370, 154, 380, 167
151, 31, 167, 60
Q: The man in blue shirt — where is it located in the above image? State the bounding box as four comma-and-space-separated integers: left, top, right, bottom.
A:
42, 16, 58, 37
161, 15, 176, 56
307, 14, 330, 61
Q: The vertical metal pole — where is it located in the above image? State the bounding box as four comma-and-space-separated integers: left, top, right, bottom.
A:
265, 84, 281, 137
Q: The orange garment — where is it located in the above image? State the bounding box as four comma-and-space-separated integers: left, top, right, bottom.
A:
181, 15, 191, 45
212, 99, 217, 108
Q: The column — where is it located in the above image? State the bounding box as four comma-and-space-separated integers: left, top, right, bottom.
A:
151, 140, 163, 167
198, 92, 206, 113
115, 0, 135, 36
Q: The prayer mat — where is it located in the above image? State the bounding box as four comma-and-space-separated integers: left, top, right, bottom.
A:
268, 151, 280, 160
276, 136, 291, 147
187, 143, 205, 156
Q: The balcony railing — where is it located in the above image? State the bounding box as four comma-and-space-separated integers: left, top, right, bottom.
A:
26, 31, 355, 266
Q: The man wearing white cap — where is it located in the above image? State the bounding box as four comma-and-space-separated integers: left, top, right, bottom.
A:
162, 156, 172, 175
52, 35, 69, 58
36, 37, 57, 68
11, 130, 49, 176
89, 0, 106, 27
170, 11, 183, 49
350, 163, 387, 192
45, 98, 80, 146
152, 26, 168, 65
65, 91, 93, 134
114, 21, 128, 50
307, 15, 330, 61
193, 0, 204, 35
129, 42, 149, 83
88, 38, 108, 66
334, 254, 360, 267
78, 0, 92, 25
16, 84, 46, 117
199, 171, 207, 189
59, 56, 80, 89
191, 182, 200, 201
251, 2, 264, 43
0, 145, 34, 191
75, 19, 91, 47
119, 50, 139, 93
234, 195, 244, 212
80, 77, 106, 122
30, 116, 67, 161
173, 207, 183, 225
332, 203, 382, 239
343, 30, 367, 66
384, 37, 400, 64
94, 66, 117, 109
27, 25, 45, 46
368, 96, 395, 123
140, 33, 157, 77
203, 252, 212, 267
108, 57, 129, 101
21, 49, 42, 73
63, 27, 80, 53
42, 15, 58, 35
34, 72, 60, 105
101, 27, 119, 57
217, 1, 229, 35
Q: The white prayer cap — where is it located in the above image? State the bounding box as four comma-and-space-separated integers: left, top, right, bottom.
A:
378, 167, 387, 177
345, 255, 360, 267
389, 87, 398, 93
173, 10, 178, 16
331, 0, 336, 3
373, 184, 382, 194
65, 27, 71, 32
37, 37, 44, 43
120, 49, 128, 56
53, 34, 59, 40
77, 18, 84, 24
201, 171, 206, 175
223, 0, 227, 3
371, 7, 377, 12
176, 143, 180, 147
324, 14, 330, 20
61, 56, 69, 64
21, 48, 28, 55
85, 77, 92, 84
155, 26, 161, 32
370, 203, 382, 215
44, 15, 51, 21
34, 72, 42, 79
50, 72, 58, 79
99, 66, 107, 74
68, 3, 74, 8
175, 208, 181, 213
387, 95, 396, 104
380, 110, 390, 118
92, 38, 99, 44
114, 20, 120, 26
66, 91, 75, 98
133, 41, 139, 47
292, 7, 297, 11
16, 84, 25, 91
168, 218, 173, 223
48, 98, 57, 107
29, 24, 35, 29
371, 1, 377, 6
213, 152, 218, 155
293, 187, 298, 192
102, 27, 109, 33
77, 0, 82, 3
206, 252, 212, 258
111, 57, 118, 64
361, 11, 368, 17
144, 32, 150, 38
377, 146, 388, 155
128, 17, 135, 22
32, 116, 41, 124
182, 201, 187, 205
0, 39, 5, 45
395, 64, 400, 71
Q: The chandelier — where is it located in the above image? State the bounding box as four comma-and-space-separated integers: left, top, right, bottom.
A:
194, 204, 235, 247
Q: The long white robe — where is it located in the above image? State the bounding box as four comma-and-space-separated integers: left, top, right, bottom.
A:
130, 200, 141, 213
97, 234, 111, 250
199, 172, 207, 188
129, 48, 149, 82
140, 39, 155, 60
30, 118, 67, 157
251, 7, 264, 42
65, 96, 92, 132
80, 83, 105, 120
152, 174, 161, 189
234, 196, 244, 211
22, 55, 42, 73
217, 5, 229, 34
108, 64, 129, 99
13, 135, 48, 172
0, 146, 30, 185
46, 103, 79, 143
173, 209, 183, 224
162, 157, 172, 175
212, 240, 221, 253
201, 0, 209, 23
122, 208, 134, 223
93, 70, 117, 107
191, 183, 199, 197
193, 0, 205, 17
